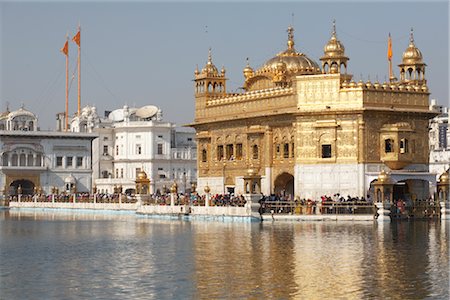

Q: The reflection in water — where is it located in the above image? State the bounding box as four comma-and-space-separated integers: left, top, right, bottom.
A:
0, 210, 448, 299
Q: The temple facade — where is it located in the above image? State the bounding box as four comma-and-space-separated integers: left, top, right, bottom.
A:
190, 24, 441, 202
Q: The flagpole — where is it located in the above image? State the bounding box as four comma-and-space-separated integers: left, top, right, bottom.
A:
387, 33, 396, 82
65, 36, 69, 132
77, 25, 81, 116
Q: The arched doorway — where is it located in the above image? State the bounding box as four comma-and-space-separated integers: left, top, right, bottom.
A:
10, 179, 35, 195
274, 172, 294, 199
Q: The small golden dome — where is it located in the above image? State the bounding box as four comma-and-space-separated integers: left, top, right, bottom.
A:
341, 80, 348, 88
323, 21, 346, 57
243, 58, 254, 79
247, 169, 256, 176
378, 170, 390, 182
439, 170, 449, 184
201, 48, 219, 76
204, 185, 210, 193
170, 182, 178, 193
402, 28, 424, 65
137, 170, 148, 180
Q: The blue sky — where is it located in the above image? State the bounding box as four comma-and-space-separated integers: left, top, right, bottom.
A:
1, 1, 448, 130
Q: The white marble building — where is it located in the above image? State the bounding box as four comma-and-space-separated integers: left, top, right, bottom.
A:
71, 105, 196, 195
0, 106, 97, 195
429, 100, 449, 176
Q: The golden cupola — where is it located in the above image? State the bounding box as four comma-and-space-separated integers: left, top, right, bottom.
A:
201, 48, 220, 77
194, 48, 227, 97
320, 20, 349, 74
398, 28, 426, 84
243, 58, 255, 89
243, 58, 254, 79
260, 26, 320, 76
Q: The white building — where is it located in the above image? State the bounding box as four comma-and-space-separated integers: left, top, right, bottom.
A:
0, 106, 96, 195
429, 99, 450, 176
71, 104, 196, 195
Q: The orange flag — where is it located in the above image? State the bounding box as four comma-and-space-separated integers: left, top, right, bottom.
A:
387, 33, 392, 61
60, 40, 68, 56
72, 30, 80, 46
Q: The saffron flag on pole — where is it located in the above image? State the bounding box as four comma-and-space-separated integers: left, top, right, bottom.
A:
60, 40, 68, 56
72, 30, 80, 47
387, 33, 393, 61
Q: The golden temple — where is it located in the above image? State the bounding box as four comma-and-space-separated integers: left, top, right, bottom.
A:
190, 23, 438, 201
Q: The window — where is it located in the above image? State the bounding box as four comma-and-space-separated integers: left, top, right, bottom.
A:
159, 174, 166, 179
103, 145, 108, 155
157, 143, 163, 155
217, 145, 224, 160
283, 143, 289, 158
66, 156, 73, 168
120, 168, 124, 178
103, 137, 108, 141
438, 124, 447, 148
236, 143, 243, 160
321, 144, 332, 158
202, 149, 207, 162
291, 143, 295, 158
187, 138, 192, 142
76, 157, 83, 167
385, 139, 394, 153
158, 167, 164, 171
116, 145, 119, 155
158, 135, 163, 138
136, 144, 142, 155
101, 170, 108, 178
115, 169, 119, 178
400, 139, 408, 154
276, 144, 280, 157
226, 144, 234, 160
136, 135, 141, 139
252, 145, 259, 159
56, 156, 63, 167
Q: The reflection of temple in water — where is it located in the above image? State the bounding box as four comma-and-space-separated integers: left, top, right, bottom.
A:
190, 23, 444, 203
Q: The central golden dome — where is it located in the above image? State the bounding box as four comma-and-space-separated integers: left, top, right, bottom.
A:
259, 26, 320, 76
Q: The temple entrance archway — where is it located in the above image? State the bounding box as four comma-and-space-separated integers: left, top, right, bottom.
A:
274, 172, 294, 199
10, 179, 35, 195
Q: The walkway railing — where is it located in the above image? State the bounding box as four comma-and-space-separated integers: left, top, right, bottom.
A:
261, 201, 377, 216
8, 194, 138, 204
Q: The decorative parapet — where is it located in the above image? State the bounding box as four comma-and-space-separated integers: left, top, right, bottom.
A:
206, 87, 294, 107
340, 80, 429, 93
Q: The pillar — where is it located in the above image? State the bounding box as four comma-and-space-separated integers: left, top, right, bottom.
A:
204, 185, 210, 207
170, 182, 177, 206
437, 170, 449, 219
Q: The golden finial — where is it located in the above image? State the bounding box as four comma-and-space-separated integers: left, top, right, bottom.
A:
207, 47, 213, 65
194, 64, 199, 75
287, 26, 295, 49
409, 27, 414, 44
332, 19, 336, 37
